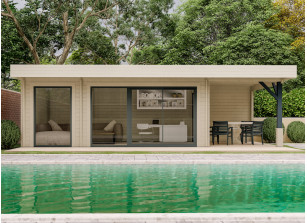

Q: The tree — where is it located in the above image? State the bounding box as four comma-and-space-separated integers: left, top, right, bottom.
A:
69, 0, 174, 64
264, 0, 305, 90
203, 24, 299, 65
265, 0, 305, 49
1, 2, 32, 91
1, 0, 117, 64
161, 0, 275, 64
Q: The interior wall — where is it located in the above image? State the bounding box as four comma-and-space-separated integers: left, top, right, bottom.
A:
49, 88, 71, 124
210, 85, 251, 123
35, 89, 49, 125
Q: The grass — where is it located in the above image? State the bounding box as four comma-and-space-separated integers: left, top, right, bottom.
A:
2, 151, 304, 154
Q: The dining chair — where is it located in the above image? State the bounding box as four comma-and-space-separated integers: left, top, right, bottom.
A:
240, 121, 253, 144
212, 121, 233, 145
241, 121, 264, 145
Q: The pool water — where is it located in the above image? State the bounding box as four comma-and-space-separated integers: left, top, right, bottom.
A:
1, 164, 304, 213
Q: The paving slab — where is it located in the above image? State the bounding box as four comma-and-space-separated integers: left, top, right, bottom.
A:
2, 154, 304, 164
285, 143, 305, 150
1, 213, 305, 223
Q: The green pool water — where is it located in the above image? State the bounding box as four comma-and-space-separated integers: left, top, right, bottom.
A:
1, 164, 304, 213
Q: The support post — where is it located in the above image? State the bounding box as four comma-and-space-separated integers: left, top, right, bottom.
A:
259, 81, 283, 147
276, 82, 283, 147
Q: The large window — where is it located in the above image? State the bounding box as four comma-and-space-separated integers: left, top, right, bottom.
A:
34, 87, 71, 146
131, 88, 196, 145
91, 88, 127, 146
90, 87, 196, 147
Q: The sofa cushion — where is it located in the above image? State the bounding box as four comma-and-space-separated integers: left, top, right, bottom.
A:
104, 120, 117, 132
36, 123, 52, 132
48, 120, 63, 131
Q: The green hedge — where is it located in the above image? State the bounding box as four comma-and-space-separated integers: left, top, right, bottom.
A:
287, 121, 305, 143
263, 117, 285, 143
1, 120, 20, 150
254, 88, 305, 117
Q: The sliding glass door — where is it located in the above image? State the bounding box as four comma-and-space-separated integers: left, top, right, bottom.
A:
129, 88, 196, 146
90, 87, 196, 147
91, 88, 127, 146
34, 87, 72, 146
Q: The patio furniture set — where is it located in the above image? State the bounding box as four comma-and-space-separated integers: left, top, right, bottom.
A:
211, 121, 264, 145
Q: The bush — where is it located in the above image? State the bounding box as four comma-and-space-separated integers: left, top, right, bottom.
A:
254, 88, 305, 117
263, 117, 285, 143
1, 120, 20, 150
287, 121, 305, 143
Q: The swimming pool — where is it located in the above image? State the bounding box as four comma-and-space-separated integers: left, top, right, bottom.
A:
1, 164, 304, 213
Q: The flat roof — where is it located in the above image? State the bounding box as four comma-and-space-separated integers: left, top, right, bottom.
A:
10, 65, 296, 79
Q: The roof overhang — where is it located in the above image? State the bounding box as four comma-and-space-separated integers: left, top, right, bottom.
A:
10, 65, 296, 81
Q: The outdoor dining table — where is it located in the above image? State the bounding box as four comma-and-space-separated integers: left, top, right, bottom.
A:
228, 122, 253, 144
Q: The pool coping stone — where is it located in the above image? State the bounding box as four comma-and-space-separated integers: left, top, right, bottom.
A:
1, 213, 305, 223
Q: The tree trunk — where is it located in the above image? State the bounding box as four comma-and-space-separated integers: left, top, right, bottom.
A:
57, 34, 74, 64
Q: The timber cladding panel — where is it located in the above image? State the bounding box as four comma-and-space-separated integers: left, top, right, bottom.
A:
1, 89, 21, 128
210, 85, 251, 123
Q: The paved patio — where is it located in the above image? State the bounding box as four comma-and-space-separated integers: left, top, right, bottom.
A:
2, 153, 304, 164
5, 143, 304, 153
284, 143, 305, 150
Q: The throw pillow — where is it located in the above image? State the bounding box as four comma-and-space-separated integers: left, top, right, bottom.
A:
104, 120, 117, 132
48, 120, 63, 131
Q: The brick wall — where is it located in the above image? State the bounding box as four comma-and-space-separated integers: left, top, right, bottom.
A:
1, 89, 21, 128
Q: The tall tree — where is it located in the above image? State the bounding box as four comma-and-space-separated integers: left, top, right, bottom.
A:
203, 24, 299, 65
161, 0, 275, 64
1, 0, 117, 64
265, 0, 305, 49
1, 2, 31, 91
69, 0, 174, 64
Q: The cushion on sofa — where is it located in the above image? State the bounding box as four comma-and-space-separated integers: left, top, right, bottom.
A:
48, 120, 63, 131
104, 120, 117, 132
36, 123, 52, 132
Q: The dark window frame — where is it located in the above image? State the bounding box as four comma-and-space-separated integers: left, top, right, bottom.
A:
34, 86, 72, 147
90, 87, 197, 147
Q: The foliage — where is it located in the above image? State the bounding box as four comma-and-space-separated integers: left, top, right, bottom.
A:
68, 29, 118, 64
287, 121, 305, 143
1, 120, 20, 150
283, 88, 305, 117
161, 0, 276, 64
203, 24, 298, 65
254, 88, 305, 117
263, 117, 285, 143
131, 45, 167, 65
1, 2, 31, 91
265, 0, 305, 49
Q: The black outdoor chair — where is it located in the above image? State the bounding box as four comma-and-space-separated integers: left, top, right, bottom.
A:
212, 121, 233, 145
240, 121, 264, 145
240, 121, 253, 144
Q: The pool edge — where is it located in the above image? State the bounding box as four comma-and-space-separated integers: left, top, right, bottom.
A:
1, 213, 305, 223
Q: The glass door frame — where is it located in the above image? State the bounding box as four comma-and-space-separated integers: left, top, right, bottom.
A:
34, 86, 72, 147
127, 87, 197, 147
90, 86, 197, 147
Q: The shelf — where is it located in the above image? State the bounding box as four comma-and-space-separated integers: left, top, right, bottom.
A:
137, 89, 186, 109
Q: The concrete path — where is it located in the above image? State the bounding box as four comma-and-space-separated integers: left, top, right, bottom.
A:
5, 144, 303, 153
2, 153, 304, 164
285, 143, 305, 150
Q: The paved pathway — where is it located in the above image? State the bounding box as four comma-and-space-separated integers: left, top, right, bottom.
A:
285, 143, 305, 150
2, 154, 304, 164
6, 144, 303, 152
